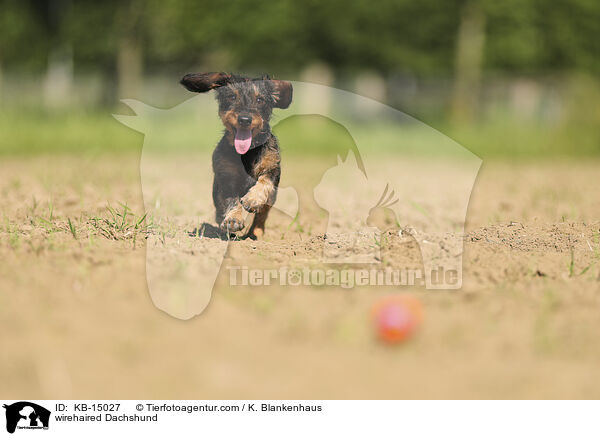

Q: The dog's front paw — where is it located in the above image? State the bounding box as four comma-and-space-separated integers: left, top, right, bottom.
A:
241, 193, 264, 213
241, 182, 272, 213
220, 216, 245, 233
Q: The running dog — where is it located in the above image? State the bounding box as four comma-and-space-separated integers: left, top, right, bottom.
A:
180, 72, 292, 238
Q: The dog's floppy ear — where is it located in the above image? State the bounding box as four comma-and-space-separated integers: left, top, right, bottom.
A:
271, 80, 293, 109
180, 72, 233, 93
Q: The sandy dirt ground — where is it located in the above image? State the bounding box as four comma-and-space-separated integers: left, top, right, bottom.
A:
1, 153, 599, 399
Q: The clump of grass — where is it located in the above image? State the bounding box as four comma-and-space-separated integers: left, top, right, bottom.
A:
4, 220, 21, 249
568, 249, 575, 278
567, 231, 600, 278
90, 202, 151, 244
281, 212, 306, 240
29, 200, 57, 232
67, 218, 77, 239
374, 232, 389, 248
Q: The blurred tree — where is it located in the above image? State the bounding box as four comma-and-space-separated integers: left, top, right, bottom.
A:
542, 0, 600, 73
484, 0, 543, 72
0, 0, 598, 101
38, 0, 73, 107
65, 0, 148, 101
451, 0, 486, 124
116, 0, 143, 98
0, 0, 48, 75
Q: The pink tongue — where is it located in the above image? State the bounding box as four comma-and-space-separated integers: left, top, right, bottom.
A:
234, 128, 252, 154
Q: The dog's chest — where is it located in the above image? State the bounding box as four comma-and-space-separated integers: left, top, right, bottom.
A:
241, 150, 261, 179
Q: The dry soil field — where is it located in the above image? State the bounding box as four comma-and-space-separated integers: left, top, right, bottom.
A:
1, 153, 599, 398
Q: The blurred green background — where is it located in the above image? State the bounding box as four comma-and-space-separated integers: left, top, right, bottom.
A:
0, 0, 598, 157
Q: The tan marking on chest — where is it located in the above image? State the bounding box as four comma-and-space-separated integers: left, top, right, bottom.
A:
253, 146, 280, 178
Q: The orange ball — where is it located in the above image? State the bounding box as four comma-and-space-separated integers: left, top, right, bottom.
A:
372, 295, 423, 343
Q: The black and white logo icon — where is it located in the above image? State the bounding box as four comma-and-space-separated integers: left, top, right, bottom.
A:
3, 402, 50, 434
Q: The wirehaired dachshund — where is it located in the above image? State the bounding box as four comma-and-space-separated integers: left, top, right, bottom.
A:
180, 72, 293, 239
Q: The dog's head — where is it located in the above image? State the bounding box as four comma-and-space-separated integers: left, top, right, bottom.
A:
180, 72, 293, 154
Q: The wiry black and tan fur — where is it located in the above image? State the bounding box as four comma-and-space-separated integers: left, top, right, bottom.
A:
180, 72, 293, 238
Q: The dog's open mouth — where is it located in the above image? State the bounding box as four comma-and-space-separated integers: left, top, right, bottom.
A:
234, 127, 253, 154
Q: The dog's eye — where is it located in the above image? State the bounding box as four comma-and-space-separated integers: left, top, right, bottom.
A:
256, 97, 264, 104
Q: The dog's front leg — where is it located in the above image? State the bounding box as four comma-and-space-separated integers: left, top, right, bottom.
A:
240, 175, 276, 213
220, 197, 246, 233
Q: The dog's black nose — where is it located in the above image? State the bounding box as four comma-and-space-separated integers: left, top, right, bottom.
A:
237, 115, 252, 127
